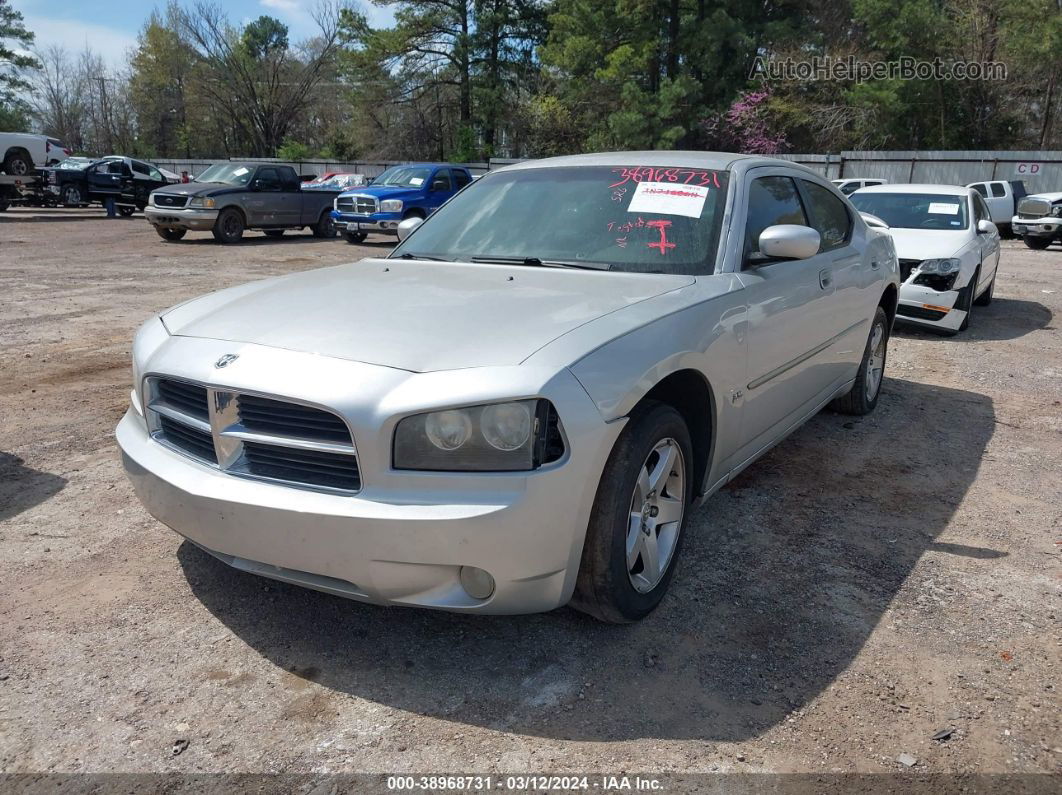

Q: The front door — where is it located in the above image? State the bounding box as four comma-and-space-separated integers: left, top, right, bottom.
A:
734, 171, 847, 460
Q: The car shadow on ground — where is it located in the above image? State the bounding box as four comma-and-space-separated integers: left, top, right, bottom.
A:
894, 298, 1052, 342
0, 452, 67, 523
179, 377, 994, 742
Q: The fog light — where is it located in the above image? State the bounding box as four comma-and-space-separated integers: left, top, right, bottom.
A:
459, 566, 495, 600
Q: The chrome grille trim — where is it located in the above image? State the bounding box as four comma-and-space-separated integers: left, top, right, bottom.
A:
153, 193, 189, 209
334, 194, 377, 215
145, 376, 361, 495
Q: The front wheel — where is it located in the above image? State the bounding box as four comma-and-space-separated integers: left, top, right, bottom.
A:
117, 205, 136, 217
572, 402, 692, 623
974, 270, 995, 306
61, 185, 83, 206
212, 208, 245, 244
343, 231, 367, 244
155, 227, 186, 242
313, 211, 337, 238
1023, 236, 1052, 250
831, 306, 888, 415
956, 267, 979, 332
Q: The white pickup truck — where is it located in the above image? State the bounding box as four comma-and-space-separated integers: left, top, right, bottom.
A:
1012, 192, 1062, 250
0, 132, 71, 176
967, 180, 1028, 237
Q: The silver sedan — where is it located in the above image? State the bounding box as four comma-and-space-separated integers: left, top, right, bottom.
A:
117, 152, 900, 622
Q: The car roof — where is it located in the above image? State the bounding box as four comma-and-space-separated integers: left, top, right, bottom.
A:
499, 151, 756, 172
856, 183, 969, 196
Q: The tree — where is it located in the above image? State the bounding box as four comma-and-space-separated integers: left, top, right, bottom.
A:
0, 0, 40, 125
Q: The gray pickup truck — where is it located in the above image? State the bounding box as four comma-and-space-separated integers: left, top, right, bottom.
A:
144, 163, 339, 243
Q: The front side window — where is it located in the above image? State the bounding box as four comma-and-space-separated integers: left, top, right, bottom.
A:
392, 165, 730, 275
800, 180, 851, 251
256, 168, 281, 190
431, 170, 452, 191
849, 192, 969, 230
971, 184, 988, 197
973, 194, 990, 223
745, 176, 808, 257
131, 160, 150, 176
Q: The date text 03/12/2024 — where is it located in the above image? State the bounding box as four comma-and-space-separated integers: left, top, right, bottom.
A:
386, 774, 665, 791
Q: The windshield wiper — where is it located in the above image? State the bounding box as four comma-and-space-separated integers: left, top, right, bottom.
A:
398, 252, 449, 261
470, 255, 609, 271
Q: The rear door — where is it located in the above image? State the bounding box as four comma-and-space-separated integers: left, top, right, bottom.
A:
735, 170, 849, 455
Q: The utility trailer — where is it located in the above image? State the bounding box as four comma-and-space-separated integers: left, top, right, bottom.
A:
0, 172, 56, 211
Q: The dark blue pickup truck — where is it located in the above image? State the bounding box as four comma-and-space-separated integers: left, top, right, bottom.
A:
331, 163, 473, 243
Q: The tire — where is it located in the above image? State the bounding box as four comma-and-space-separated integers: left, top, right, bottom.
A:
155, 227, 187, 242
1023, 236, 1051, 250
571, 402, 693, 623
312, 210, 337, 238
117, 205, 136, 217
2, 151, 31, 176
263, 229, 285, 238
343, 231, 367, 244
212, 208, 245, 244
0, 200, 8, 212
956, 267, 978, 332
831, 306, 888, 416
974, 270, 995, 306
61, 185, 83, 206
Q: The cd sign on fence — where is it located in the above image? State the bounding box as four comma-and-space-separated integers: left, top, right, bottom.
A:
1014, 162, 1042, 177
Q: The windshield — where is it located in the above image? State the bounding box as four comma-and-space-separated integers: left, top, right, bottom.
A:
373, 167, 433, 188
850, 192, 969, 230
58, 158, 93, 170
195, 164, 255, 186
391, 165, 730, 275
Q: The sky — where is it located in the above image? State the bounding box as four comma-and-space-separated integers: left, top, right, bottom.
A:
11, 0, 395, 69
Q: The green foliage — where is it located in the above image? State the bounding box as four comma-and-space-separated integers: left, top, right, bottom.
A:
241, 16, 289, 59
0, 0, 40, 106
0, 100, 30, 131
276, 137, 312, 161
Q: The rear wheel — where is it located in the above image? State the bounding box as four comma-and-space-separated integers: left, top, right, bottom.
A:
343, 231, 367, 244
155, 227, 186, 242
263, 229, 285, 238
61, 185, 83, 206
2, 151, 31, 176
313, 210, 336, 238
212, 208, 245, 244
1023, 235, 1051, 250
831, 306, 888, 415
572, 402, 692, 623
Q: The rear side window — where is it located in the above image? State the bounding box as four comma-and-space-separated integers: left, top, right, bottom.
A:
453, 169, 471, 189
800, 180, 851, 251
990, 182, 1006, 198
257, 168, 281, 190
971, 184, 988, 197
745, 176, 808, 256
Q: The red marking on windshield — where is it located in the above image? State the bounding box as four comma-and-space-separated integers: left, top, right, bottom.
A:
610, 167, 720, 188
646, 220, 675, 256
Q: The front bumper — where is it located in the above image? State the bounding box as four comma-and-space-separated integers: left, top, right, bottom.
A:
116, 341, 619, 615
331, 211, 403, 235
895, 281, 966, 331
145, 206, 219, 231
1011, 215, 1059, 238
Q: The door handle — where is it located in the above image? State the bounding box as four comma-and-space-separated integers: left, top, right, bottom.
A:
818, 268, 833, 289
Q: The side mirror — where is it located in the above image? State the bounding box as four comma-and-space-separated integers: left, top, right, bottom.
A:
397, 216, 423, 242
757, 225, 821, 260
977, 219, 996, 235
250, 179, 262, 191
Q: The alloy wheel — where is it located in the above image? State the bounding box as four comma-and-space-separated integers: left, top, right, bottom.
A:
626, 438, 685, 593
865, 321, 886, 402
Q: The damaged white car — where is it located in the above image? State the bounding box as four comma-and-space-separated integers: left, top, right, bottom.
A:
850, 184, 1000, 334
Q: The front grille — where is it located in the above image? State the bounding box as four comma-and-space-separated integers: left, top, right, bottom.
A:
156, 379, 209, 420
899, 259, 920, 283
153, 193, 188, 209
147, 377, 360, 494
158, 415, 217, 463
335, 195, 376, 215
238, 394, 350, 443
243, 442, 361, 491
897, 304, 949, 322
1017, 197, 1050, 219
335, 195, 354, 212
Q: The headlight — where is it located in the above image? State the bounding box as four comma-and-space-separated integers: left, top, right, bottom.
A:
380, 199, 403, 213
393, 400, 561, 471
918, 258, 961, 274
188, 197, 215, 209
1051, 206, 1062, 218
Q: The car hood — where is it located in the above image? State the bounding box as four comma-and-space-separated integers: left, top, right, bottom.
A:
1026, 192, 1062, 203
342, 185, 418, 199
152, 182, 243, 197
161, 259, 695, 373
885, 228, 968, 260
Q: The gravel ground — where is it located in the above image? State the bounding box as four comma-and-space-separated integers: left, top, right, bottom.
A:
0, 208, 1059, 786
